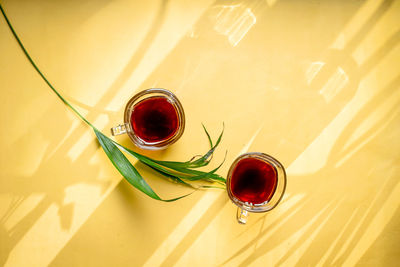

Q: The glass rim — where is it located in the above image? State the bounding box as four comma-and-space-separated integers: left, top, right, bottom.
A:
226, 152, 287, 213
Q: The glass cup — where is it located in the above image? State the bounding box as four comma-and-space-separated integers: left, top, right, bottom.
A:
111, 88, 185, 150
226, 152, 287, 224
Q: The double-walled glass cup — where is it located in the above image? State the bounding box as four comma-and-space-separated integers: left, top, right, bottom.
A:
226, 152, 287, 224
111, 88, 185, 150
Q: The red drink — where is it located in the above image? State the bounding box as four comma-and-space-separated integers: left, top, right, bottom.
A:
112, 88, 185, 150
130, 96, 179, 143
227, 152, 286, 224
230, 157, 277, 204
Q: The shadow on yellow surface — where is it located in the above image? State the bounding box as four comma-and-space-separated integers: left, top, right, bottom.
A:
0, 0, 174, 265
49, 0, 399, 266
223, 75, 400, 266
1, 0, 399, 266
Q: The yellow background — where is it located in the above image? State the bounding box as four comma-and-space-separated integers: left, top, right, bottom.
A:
1, 0, 399, 266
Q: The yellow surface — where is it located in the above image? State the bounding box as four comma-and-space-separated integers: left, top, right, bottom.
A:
0, 0, 399, 266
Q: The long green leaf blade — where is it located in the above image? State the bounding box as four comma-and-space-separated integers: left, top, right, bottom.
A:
94, 129, 161, 200
115, 142, 225, 183
191, 124, 224, 166
95, 129, 191, 202
202, 123, 213, 148
154, 124, 224, 169
114, 142, 225, 183
0, 3, 224, 201
185, 151, 227, 181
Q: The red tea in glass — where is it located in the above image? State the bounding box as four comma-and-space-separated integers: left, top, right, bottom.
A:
111, 88, 185, 150
230, 157, 278, 204
227, 153, 286, 224
130, 96, 179, 143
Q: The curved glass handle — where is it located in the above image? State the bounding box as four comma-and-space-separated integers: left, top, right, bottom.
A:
111, 123, 131, 136
236, 207, 248, 224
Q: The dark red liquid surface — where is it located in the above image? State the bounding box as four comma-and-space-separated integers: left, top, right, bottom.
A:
130, 96, 179, 143
230, 157, 277, 204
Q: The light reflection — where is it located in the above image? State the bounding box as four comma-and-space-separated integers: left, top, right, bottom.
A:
319, 67, 349, 103
143, 191, 222, 267
265, 0, 278, 7
45, 114, 80, 160
330, 0, 387, 50
144, 123, 267, 267
2, 1, 219, 266
317, 206, 361, 266
336, 93, 399, 168
238, 123, 264, 155
306, 61, 325, 85
331, 174, 392, 264
213, 4, 256, 47
276, 199, 344, 266
105, 0, 216, 111
221, 194, 306, 266
4, 182, 119, 267
251, 200, 336, 266
342, 176, 400, 266
1, 0, 398, 265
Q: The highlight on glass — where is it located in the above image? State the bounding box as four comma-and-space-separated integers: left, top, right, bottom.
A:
226, 152, 287, 224
111, 88, 185, 150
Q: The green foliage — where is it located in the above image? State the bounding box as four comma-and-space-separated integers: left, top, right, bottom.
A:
0, 3, 226, 201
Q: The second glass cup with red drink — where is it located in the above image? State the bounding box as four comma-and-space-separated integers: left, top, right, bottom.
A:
227, 152, 287, 224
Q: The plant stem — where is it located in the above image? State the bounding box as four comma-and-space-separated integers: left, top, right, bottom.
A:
0, 4, 95, 130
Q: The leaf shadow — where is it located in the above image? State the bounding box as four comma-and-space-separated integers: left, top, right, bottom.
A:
0, 0, 170, 265
224, 74, 400, 266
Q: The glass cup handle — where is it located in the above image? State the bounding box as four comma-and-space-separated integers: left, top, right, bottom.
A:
236, 207, 248, 224
111, 123, 131, 136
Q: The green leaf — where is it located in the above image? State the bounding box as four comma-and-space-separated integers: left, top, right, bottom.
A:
190, 124, 224, 167
154, 124, 224, 169
115, 142, 225, 184
164, 166, 225, 183
199, 185, 225, 190
95, 129, 191, 202
185, 151, 227, 181
202, 123, 213, 148
145, 163, 224, 190
0, 2, 225, 202
144, 163, 194, 187
94, 129, 160, 199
